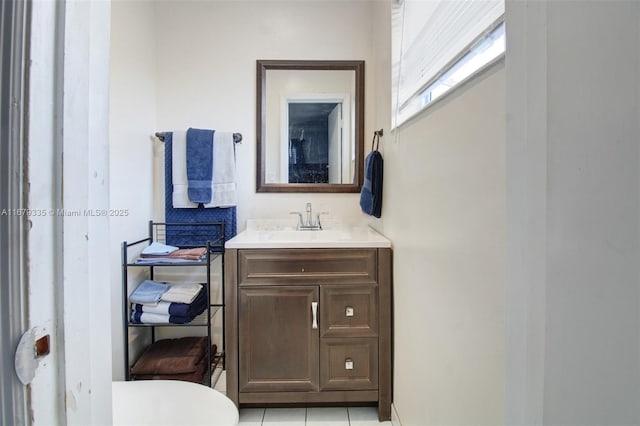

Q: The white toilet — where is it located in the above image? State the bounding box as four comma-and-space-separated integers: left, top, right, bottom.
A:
112, 380, 239, 425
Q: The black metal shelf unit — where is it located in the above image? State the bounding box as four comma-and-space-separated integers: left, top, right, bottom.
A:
121, 221, 226, 387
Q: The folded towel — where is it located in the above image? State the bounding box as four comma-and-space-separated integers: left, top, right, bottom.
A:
161, 283, 203, 304
186, 128, 214, 204
131, 359, 207, 384
131, 298, 206, 318
130, 337, 207, 375
132, 285, 206, 316
130, 309, 205, 325
141, 241, 179, 256
204, 132, 237, 208
129, 280, 169, 305
163, 283, 203, 295
140, 247, 207, 261
135, 257, 202, 265
360, 149, 383, 218
130, 343, 217, 383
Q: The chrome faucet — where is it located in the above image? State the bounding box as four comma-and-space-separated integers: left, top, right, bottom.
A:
305, 202, 313, 227
290, 202, 324, 230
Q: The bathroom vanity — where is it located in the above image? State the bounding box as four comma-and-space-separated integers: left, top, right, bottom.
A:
224, 225, 392, 421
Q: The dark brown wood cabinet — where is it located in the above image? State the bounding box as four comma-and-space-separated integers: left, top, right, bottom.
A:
238, 286, 319, 392
225, 247, 392, 421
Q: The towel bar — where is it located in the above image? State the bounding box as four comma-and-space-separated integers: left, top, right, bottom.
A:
155, 131, 242, 144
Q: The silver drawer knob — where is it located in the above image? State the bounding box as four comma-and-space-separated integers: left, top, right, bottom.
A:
345, 306, 354, 317
345, 358, 354, 370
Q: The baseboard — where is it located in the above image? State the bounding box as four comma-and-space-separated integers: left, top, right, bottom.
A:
391, 403, 402, 426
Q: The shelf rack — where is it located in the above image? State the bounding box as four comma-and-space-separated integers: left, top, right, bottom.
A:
121, 221, 226, 387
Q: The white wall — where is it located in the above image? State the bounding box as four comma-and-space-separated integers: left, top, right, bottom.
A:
506, 1, 640, 424
385, 73, 506, 425
544, 5, 640, 421
371, 3, 506, 425
109, 0, 158, 379
24, 0, 114, 423
153, 0, 376, 230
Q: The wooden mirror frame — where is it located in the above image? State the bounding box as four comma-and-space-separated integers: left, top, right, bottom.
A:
256, 60, 365, 193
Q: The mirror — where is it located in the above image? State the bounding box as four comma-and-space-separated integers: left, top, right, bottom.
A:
257, 60, 364, 193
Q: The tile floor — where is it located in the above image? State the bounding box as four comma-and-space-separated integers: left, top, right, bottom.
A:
214, 370, 391, 425
239, 406, 392, 425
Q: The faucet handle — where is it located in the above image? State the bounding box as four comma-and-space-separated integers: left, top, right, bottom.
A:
315, 212, 329, 230
289, 211, 304, 229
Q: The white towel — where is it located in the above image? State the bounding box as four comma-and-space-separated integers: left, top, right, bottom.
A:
130, 312, 172, 324
171, 130, 195, 208
141, 242, 179, 256
171, 130, 236, 208
161, 283, 202, 304
131, 302, 172, 316
204, 132, 237, 207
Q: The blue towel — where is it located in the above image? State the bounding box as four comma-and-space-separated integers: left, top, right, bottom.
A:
186, 128, 215, 204
360, 150, 383, 218
132, 285, 207, 317
129, 280, 169, 305
130, 310, 205, 325
129, 298, 207, 324
164, 132, 238, 245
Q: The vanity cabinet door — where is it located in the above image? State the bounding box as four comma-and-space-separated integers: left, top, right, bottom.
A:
238, 286, 319, 392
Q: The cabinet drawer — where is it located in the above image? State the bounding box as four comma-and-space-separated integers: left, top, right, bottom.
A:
238, 249, 377, 286
320, 338, 378, 391
321, 286, 378, 338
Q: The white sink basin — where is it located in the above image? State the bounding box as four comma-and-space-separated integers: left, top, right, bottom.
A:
225, 226, 391, 249
258, 230, 350, 241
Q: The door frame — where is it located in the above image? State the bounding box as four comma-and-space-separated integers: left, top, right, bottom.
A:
0, 0, 30, 423
327, 103, 342, 184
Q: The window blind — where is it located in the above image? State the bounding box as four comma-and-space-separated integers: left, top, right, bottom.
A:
392, 0, 505, 127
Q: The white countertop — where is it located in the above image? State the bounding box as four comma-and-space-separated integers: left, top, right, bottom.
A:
225, 222, 391, 249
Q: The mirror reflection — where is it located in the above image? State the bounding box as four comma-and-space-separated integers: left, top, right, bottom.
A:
257, 60, 364, 193
288, 102, 343, 184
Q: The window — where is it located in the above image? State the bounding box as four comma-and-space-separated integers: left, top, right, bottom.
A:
391, 0, 505, 128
